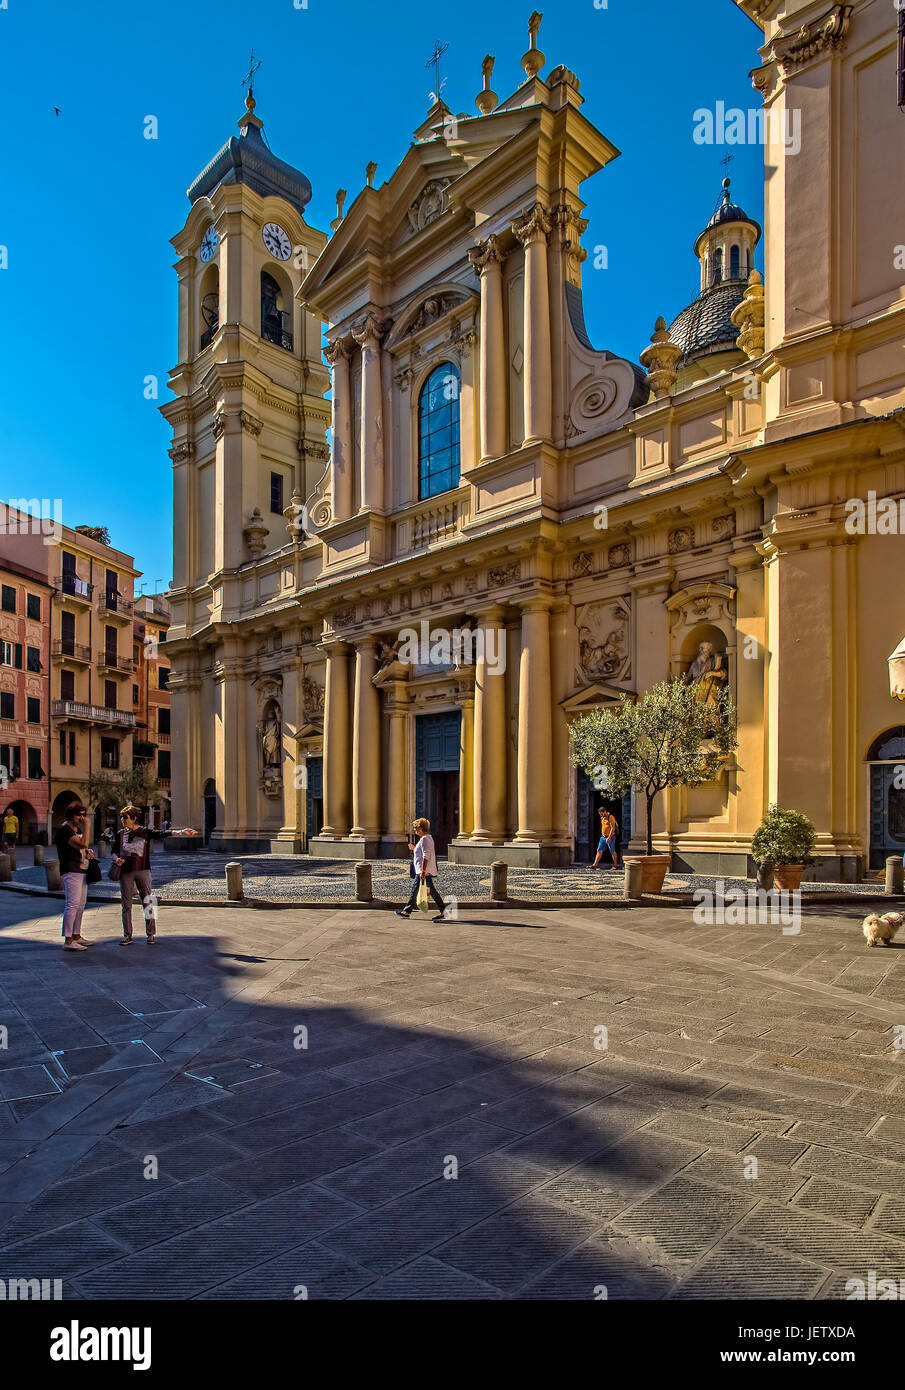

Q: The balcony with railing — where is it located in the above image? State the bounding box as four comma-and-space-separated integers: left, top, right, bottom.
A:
392, 490, 470, 557
52, 700, 137, 728
261, 310, 293, 353
156, 731, 171, 747
56, 574, 93, 603
97, 650, 135, 675
99, 591, 134, 620
52, 637, 91, 664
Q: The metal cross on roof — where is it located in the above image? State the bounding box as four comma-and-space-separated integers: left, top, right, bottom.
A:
241, 48, 263, 98
425, 39, 449, 101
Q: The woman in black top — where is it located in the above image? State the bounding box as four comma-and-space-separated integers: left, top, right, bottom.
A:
55, 803, 95, 951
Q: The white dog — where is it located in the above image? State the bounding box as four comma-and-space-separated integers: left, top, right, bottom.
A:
862, 912, 904, 948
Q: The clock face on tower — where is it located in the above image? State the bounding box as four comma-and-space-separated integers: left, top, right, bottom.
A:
199, 226, 219, 262
262, 222, 292, 260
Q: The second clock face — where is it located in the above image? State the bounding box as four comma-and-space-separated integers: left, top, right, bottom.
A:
199, 226, 219, 262
262, 222, 292, 260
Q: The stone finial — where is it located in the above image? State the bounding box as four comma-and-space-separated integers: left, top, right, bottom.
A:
365, 161, 377, 188
639, 316, 683, 400
243, 507, 270, 557
521, 10, 545, 80
730, 268, 765, 360
284, 490, 307, 544
476, 53, 498, 114
330, 188, 347, 232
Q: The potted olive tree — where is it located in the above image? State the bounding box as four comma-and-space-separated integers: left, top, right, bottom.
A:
750, 804, 817, 891
569, 679, 737, 893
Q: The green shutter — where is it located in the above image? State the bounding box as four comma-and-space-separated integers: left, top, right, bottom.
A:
13, 644, 22, 670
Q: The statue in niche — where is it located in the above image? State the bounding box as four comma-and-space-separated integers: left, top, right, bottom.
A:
687, 641, 728, 706
262, 702, 282, 769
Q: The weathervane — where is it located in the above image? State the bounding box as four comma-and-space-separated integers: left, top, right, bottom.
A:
426, 39, 449, 104
241, 48, 263, 100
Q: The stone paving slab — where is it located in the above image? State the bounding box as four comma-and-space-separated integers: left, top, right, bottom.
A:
3, 889, 905, 1298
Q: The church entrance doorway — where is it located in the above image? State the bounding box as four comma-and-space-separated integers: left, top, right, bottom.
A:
415, 712, 460, 856
575, 768, 631, 865
305, 756, 323, 848
868, 727, 905, 870
203, 779, 217, 846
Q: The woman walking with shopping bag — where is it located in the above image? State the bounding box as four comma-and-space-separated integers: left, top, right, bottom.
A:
396, 817, 449, 922
111, 805, 157, 944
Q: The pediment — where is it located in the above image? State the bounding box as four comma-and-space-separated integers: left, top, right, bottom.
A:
384, 284, 478, 351
560, 681, 636, 714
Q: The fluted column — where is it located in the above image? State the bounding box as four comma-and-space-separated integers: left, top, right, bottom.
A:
325, 338, 352, 522
351, 313, 387, 512
320, 642, 352, 837
471, 606, 507, 842
467, 235, 507, 462
512, 204, 552, 445
458, 694, 475, 840
350, 637, 381, 839
515, 598, 553, 842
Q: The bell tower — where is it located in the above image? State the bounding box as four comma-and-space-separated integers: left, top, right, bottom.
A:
163, 80, 330, 842
163, 85, 329, 601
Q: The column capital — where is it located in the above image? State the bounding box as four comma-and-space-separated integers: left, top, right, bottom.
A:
467, 234, 506, 273
324, 337, 352, 366
351, 312, 391, 348
515, 594, 554, 615
512, 202, 552, 248
472, 602, 507, 625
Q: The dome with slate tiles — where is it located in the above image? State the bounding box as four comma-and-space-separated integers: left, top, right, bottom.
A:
187, 94, 312, 214
668, 179, 762, 368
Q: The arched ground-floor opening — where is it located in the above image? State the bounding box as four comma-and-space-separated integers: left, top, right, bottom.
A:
868, 727, 905, 870
3, 799, 39, 846
203, 779, 217, 846
574, 770, 632, 865
51, 789, 81, 832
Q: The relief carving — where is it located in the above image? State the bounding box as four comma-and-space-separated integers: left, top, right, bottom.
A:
575, 597, 632, 684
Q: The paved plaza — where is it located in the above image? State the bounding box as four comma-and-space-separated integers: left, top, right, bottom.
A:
0, 887, 904, 1299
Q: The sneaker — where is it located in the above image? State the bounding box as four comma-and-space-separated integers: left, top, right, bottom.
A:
394, 910, 411, 919
432, 913, 447, 922
72, 936, 92, 946
146, 935, 157, 945
63, 940, 87, 952
120, 936, 133, 946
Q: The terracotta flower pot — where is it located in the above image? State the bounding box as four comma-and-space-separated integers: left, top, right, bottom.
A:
624, 854, 670, 894
773, 863, 804, 892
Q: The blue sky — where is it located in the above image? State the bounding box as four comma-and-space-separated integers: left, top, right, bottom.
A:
0, 0, 764, 586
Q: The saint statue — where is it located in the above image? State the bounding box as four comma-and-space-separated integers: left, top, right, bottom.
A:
687, 641, 728, 706
262, 705, 282, 768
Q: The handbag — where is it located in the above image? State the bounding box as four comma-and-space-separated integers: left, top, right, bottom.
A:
108, 860, 122, 882
416, 880, 430, 912
86, 858, 102, 884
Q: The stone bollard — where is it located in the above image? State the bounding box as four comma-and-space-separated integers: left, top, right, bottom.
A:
225, 861, 243, 901
624, 860, 644, 901
491, 861, 508, 902
355, 861, 373, 902
6, 847, 15, 871
33, 844, 45, 866
0, 853, 10, 883
45, 860, 62, 891
885, 856, 904, 896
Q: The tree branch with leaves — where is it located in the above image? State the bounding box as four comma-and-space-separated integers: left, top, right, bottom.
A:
569, 680, 738, 856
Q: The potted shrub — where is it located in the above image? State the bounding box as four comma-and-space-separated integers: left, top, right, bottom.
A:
569, 679, 737, 894
750, 804, 817, 891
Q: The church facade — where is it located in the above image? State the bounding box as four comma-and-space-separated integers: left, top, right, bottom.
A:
164, 0, 905, 877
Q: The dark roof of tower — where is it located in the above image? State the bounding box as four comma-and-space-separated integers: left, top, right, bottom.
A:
693, 178, 761, 255
668, 279, 747, 363
187, 98, 312, 213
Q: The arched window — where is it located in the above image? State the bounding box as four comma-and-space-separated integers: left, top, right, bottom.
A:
729, 244, 740, 279
712, 247, 723, 285
418, 363, 460, 499
199, 265, 219, 350
261, 271, 293, 351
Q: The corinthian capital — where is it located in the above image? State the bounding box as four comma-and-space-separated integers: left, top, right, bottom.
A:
511, 203, 552, 248
323, 337, 352, 366
351, 312, 390, 348
467, 233, 505, 274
